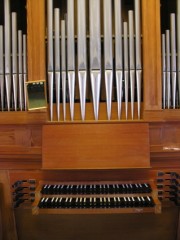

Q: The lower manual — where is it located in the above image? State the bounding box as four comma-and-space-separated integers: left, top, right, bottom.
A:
38, 196, 155, 209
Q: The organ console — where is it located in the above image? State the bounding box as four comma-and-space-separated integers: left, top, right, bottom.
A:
32, 181, 161, 215
0, 0, 180, 239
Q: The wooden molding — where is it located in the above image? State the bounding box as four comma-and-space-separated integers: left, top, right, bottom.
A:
142, 0, 162, 110
27, 0, 46, 81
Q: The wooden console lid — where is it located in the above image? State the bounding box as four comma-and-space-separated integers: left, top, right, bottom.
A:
42, 123, 150, 169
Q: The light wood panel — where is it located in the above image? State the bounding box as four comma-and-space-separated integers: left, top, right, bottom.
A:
42, 123, 150, 169
27, 0, 46, 81
142, 0, 162, 111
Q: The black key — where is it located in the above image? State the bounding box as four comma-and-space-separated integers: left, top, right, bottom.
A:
58, 197, 63, 208
38, 197, 45, 208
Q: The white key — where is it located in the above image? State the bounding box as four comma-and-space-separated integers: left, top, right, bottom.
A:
147, 196, 151, 202
141, 196, 145, 202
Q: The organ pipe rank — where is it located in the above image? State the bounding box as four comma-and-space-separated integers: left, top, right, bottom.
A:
0, 0, 27, 111
162, 0, 179, 109
46, 0, 143, 121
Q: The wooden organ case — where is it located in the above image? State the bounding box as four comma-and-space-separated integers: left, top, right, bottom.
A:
0, 0, 180, 240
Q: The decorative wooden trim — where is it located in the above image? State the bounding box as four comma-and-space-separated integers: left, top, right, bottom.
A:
0, 112, 47, 124
144, 109, 180, 122
142, 0, 162, 111
27, 0, 46, 81
32, 206, 160, 215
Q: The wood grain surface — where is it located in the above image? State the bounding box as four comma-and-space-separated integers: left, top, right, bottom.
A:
42, 123, 150, 169
142, 0, 162, 111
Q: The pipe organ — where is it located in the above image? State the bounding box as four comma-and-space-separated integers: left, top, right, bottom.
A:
0, 0, 180, 239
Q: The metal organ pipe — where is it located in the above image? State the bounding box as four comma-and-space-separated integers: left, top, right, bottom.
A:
61, 20, 66, 121
54, 8, 61, 121
67, 0, 75, 121
104, 0, 113, 120
12, 12, 18, 111
23, 34, 27, 111
0, 26, 4, 111
77, 0, 87, 121
18, 30, 24, 111
178, 0, 180, 105
134, 0, 142, 119
114, 0, 123, 120
4, 0, 11, 111
170, 14, 177, 109
47, 0, 54, 120
89, 0, 101, 121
